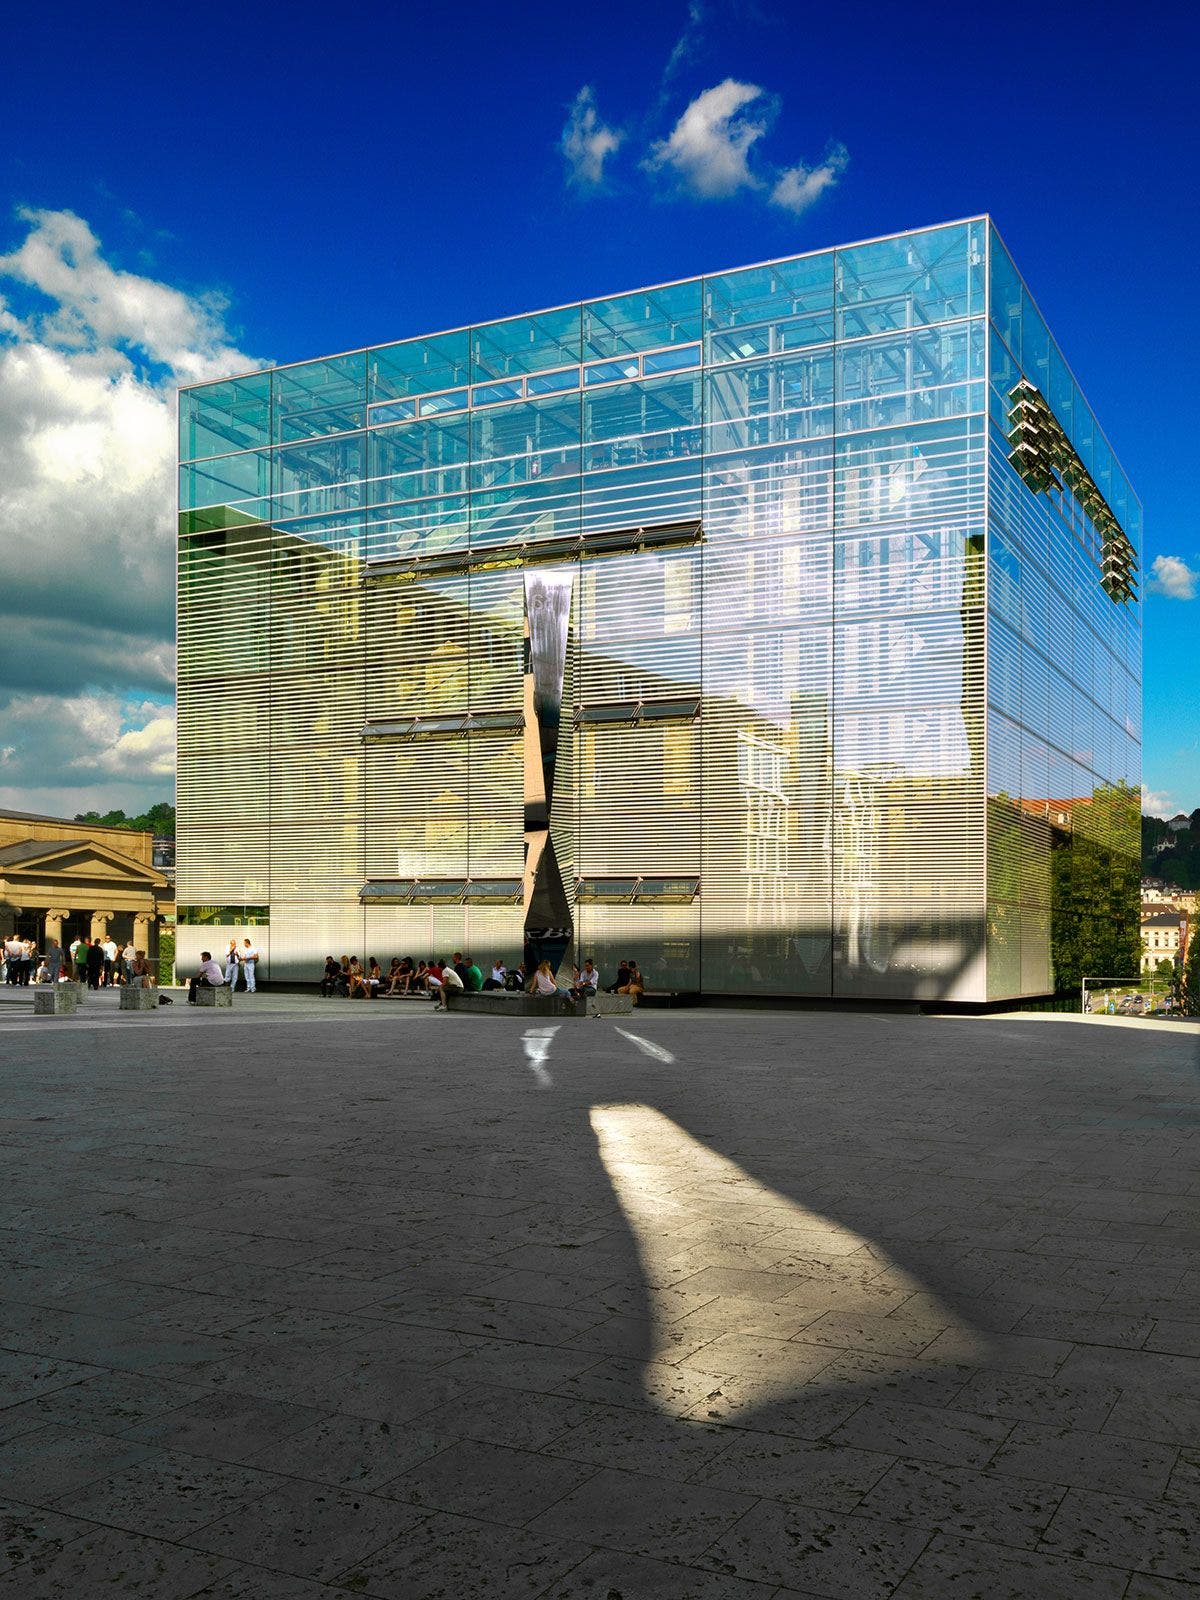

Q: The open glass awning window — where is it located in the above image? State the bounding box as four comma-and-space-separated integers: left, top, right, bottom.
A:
360, 878, 521, 904
363, 712, 523, 741
575, 697, 700, 727
462, 879, 522, 903
576, 876, 700, 905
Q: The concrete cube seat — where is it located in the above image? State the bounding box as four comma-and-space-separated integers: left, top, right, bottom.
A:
34, 986, 78, 1015
444, 990, 632, 1018
119, 987, 159, 1011
195, 985, 233, 1008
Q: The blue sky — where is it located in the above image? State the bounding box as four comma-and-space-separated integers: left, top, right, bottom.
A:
0, 0, 1196, 816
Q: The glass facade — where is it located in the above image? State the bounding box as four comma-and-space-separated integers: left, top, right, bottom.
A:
176, 218, 1141, 1000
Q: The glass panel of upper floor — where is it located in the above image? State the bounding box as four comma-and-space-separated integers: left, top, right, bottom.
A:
705, 251, 835, 362
471, 305, 581, 382
583, 278, 703, 360
272, 352, 366, 443
836, 221, 985, 338
369, 329, 470, 403
179, 371, 270, 462
987, 223, 1138, 535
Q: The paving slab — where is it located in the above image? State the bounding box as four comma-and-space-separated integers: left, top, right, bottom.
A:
1, 999, 1197, 1593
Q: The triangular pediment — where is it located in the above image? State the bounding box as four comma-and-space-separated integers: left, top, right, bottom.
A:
0, 837, 169, 889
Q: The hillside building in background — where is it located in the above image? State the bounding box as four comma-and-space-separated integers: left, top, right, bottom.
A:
175, 218, 1141, 1001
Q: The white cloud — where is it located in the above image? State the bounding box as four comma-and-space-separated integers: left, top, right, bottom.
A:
0, 692, 176, 786
0, 207, 251, 382
1142, 786, 1175, 817
562, 88, 624, 188
647, 79, 773, 199
0, 206, 263, 814
1148, 554, 1197, 600
771, 143, 849, 215
663, 1, 708, 84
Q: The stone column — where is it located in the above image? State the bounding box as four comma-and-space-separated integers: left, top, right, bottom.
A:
90, 910, 113, 942
44, 908, 70, 946
133, 913, 154, 953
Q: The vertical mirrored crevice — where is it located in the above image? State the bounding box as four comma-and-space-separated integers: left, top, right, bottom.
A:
523, 569, 575, 975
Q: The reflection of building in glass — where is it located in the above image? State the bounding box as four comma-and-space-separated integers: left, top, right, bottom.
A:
176, 219, 1141, 1001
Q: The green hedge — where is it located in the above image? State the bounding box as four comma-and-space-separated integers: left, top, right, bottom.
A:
158, 930, 175, 988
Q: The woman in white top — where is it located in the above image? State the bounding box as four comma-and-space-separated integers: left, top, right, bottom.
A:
224, 940, 240, 990
529, 960, 567, 1000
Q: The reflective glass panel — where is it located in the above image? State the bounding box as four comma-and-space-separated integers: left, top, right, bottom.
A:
706, 251, 835, 362
273, 353, 366, 443
180, 372, 271, 461
419, 390, 467, 417
584, 278, 703, 359
527, 368, 579, 396
471, 305, 581, 381
837, 223, 973, 337
370, 330, 469, 401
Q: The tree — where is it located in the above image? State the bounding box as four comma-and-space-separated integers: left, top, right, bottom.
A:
1051, 781, 1141, 991
73, 803, 175, 837
1183, 934, 1200, 1018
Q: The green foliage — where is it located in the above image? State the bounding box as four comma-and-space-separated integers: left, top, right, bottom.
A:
1183, 932, 1200, 1017
73, 802, 175, 837
157, 930, 175, 989
1154, 957, 1177, 985
1142, 808, 1200, 889
1050, 782, 1142, 991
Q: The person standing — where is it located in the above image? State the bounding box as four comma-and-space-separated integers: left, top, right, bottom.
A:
85, 938, 104, 990
122, 938, 136, 984
101, 934, 118, 987
68, 935, 83, 977
43, 938, 65, 985
224, 940, 240, 992
75, 938, 90, 984
241, 937, 258, 993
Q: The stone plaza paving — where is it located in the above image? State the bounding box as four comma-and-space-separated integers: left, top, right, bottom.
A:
0, 994, 1198, 1598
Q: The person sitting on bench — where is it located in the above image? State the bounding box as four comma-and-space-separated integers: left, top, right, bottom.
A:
570, 958, 600, 1001
188, 951, 226, 1004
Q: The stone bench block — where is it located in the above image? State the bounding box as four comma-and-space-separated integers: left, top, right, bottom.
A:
119, 987, 159, 1011
195, 985, 233, 1008
584, 993, 634, 1016
445, 991, 633, 1018
34, 986, 78, 1015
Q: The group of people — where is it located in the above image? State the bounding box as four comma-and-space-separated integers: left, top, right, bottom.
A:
316, 952, 646, 1007
187, 939, 259, 1002
319, 952, 491, 1002
1, 933, 154, 989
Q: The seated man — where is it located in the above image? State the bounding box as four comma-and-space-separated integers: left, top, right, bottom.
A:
483, 959, 506, 991
433, 959, 464, 1010
188, 951, 226, 1003
571, 958, 600, 1000
463, 956, 483, 992
320, 956, 340, 996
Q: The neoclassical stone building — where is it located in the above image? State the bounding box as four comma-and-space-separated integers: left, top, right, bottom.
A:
0, 808, 173, 956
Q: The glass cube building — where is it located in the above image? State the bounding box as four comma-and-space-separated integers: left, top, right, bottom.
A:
176, 217, 1142, 1001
